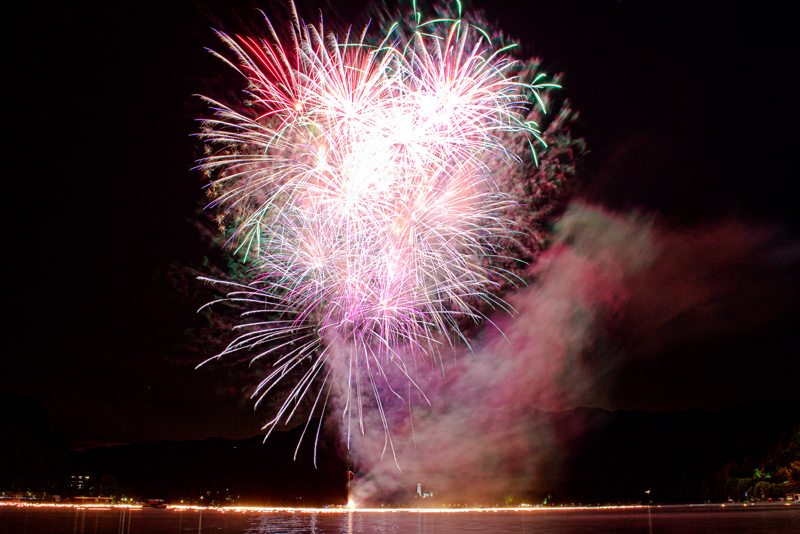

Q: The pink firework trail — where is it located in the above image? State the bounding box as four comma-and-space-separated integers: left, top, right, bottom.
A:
196, 3, 558, 460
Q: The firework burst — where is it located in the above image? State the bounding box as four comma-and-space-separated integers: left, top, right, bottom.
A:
195, 2, 562, 460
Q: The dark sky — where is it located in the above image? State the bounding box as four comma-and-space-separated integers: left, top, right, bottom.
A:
5, 0, 798, 450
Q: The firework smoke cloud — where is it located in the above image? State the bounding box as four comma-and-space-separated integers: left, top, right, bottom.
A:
195, 0, 581, 461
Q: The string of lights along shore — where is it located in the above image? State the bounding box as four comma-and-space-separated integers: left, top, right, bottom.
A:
195, 0, 578, 461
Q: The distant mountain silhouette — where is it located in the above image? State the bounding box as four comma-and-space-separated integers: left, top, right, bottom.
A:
1, 393, 71, 495
544, 403, 800, 503
4, 394, 798, 505
70, 425, 348, 506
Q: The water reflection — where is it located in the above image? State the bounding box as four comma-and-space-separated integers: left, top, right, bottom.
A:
244, 512, 347, 534
1, 503, 798, 533
235, 505, 799, 534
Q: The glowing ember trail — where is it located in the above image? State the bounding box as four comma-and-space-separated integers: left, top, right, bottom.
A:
0, 501, 653, 513
195, 2, 559, 456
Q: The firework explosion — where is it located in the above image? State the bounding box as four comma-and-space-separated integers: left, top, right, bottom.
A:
196, 1, 574, 457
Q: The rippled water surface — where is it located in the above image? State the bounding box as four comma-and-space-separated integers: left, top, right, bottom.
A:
2, 504, 798, 533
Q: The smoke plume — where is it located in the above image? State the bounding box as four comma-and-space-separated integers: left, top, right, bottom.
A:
336, 203, 655, 504
337, 202, 800, 504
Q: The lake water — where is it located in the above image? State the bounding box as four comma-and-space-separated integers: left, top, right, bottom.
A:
1, 504, 798, 533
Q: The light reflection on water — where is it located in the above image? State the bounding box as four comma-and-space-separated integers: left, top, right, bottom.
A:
1, 504, 798, 533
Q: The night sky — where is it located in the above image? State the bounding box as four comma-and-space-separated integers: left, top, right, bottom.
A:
5, 0, 798, 450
